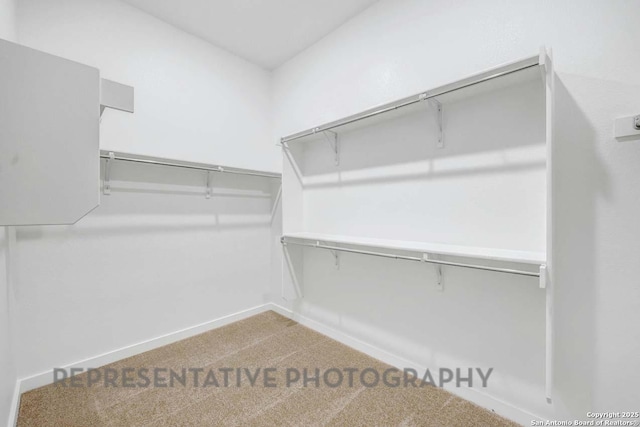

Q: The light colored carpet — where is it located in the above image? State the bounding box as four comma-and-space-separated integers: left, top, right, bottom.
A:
18, 311, 518, 426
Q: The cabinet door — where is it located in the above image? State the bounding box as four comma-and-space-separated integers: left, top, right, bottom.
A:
0, 39, 99, 225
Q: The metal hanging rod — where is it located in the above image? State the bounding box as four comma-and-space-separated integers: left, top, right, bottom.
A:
100, 151, 281, 179
281, 238, 540, 278
281, 54, 541, 144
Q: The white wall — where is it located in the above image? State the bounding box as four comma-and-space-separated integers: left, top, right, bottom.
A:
298, 78, 546, 252
0, 0, 16, 41
18, 0, 278, 173
13, 0, 278, 384
1, 2, 19, 425
13, 164, 275, 380
273, 0, 640, 422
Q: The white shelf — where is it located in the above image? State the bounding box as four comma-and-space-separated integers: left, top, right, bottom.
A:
283, 232, 545, 266
280, 48, 553, 402
281, 53, 544, 145
100, 150, 282, 179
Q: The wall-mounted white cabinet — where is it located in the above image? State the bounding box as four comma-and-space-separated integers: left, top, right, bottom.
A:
0, 39, 99, 225
0, 39, 133, 225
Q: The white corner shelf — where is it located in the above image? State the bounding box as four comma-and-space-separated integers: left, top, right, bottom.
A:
282, 232, 545, 266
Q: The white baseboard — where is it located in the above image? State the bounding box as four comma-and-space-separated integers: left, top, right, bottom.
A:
7, 381, 20, 427
267, 303, 543, 426
8, 303, 273, 427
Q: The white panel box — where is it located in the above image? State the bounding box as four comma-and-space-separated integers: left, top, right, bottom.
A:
614, 115, 640, 139
0, 39, 100, 225
100, 79, 134, 115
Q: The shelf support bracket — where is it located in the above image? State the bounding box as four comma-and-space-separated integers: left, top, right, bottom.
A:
103, 151, 115, 195
430, 98, 444, 148
539, 46, 548, 79
436, 264, 443, 291
322, 130, 339, 166
205, 171, 213, 199
423, 253, 444, 291
314, 240, 340, 270
539, 264, 547, 289
281, 239, 303, 301
271, 183, 282, 224
420, 94, 444, 148
330, 249, 340, 270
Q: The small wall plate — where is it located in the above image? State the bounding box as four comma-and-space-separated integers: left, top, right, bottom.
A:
614, 115, 640, 139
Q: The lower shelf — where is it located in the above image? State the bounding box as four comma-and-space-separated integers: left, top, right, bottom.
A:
280, 231, 552, 403
282, 232, 545, 265
282, 232, 546, 284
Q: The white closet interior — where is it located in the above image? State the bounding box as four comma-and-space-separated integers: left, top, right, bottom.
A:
280, 49, 554, 409
3, 1, 640, 425
0, 38, 554, 421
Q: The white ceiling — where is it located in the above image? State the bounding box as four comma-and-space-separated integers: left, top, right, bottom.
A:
121, 0, 379, 69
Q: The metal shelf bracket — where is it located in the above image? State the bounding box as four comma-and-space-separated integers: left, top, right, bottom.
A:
430, 98, 444, 148
539, 265, 547, 289
330, 249, 340, 270
321, 130, 339, 166
423, 253, 444, 291
205, 171, 213, 199
103, 151, 115, 195
419, 93, 444, 148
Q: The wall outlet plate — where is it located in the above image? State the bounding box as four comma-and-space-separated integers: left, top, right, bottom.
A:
614, 115, 640, 139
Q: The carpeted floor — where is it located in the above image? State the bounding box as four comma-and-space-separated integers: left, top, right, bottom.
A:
18, 311, 518, 426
